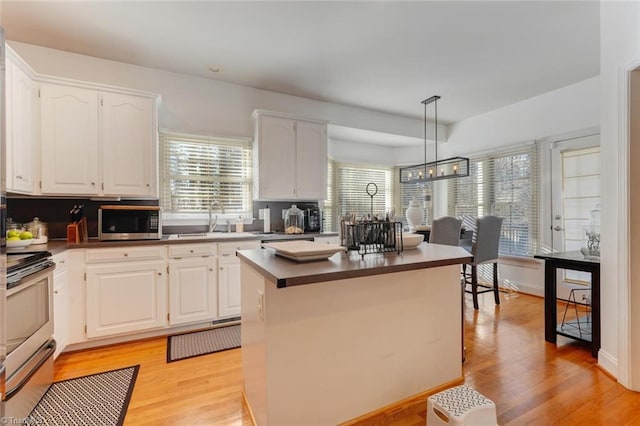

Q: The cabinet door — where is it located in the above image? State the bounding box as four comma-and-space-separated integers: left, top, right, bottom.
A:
168, 256, 217, 325
86, 260, 167, 338
53, 268, 69, 358
296, 120, 327, 200
40, 84, 99, 195
101, 93, 157, 197
6, 58, 38, 194
218, 255, 241, 318
257, 115, 296, 200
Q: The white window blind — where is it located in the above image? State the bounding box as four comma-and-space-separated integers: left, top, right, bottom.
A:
159, 131, 252, 214
331, 162, 393, 228
398, 181, 433, 226
324, 159, 336, 232
448, 144, 538, 257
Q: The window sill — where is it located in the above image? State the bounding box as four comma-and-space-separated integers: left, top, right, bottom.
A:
162, 212, 253, 227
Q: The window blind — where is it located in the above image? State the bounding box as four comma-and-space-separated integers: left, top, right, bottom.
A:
448, 144, 538, 257
324, 159, 336, 232
333, 162, 393, 227
159, 131, 252, 214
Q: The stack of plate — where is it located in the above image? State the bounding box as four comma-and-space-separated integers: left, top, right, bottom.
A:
262, 241, 345, 262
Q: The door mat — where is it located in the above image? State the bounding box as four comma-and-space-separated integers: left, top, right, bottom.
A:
167, 324, 241, 363
26, 365, 139, 426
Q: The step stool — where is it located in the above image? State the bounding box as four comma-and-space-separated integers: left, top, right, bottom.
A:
426, 384, 497, 425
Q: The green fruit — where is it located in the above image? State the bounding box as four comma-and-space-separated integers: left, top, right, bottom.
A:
7, 230, 20, 238
7, 236, 20, 241
19, 231, 33, 240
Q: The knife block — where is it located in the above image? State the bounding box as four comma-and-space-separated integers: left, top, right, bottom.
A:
67, 217, 88, 243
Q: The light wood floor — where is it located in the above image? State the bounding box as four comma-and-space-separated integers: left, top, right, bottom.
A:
54, 291, 640, 425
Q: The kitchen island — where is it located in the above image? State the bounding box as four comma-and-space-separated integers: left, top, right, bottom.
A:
237, 243, 472, 425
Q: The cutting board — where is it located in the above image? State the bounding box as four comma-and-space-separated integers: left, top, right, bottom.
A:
262, 241, 344, 261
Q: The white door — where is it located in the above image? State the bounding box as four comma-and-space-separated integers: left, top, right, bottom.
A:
101, 92, 156, 197
550, 133, 600, 297
86, 261, 167, 338
168, 257, 217, 325
295, 120, 327, 200
40, 84, 100, 195
218, 256, 242, 318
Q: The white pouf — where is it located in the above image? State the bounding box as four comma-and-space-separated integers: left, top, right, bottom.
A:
426, 384, 498, 425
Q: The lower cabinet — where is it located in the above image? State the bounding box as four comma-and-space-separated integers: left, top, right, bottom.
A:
218, 241, 260, 318
53, 253, 69, 358
86, 260, 167, 338
218, 256, 242, 318
168, 256, 217, 325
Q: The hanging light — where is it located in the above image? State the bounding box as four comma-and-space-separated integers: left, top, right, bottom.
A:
399, 95, 469, 183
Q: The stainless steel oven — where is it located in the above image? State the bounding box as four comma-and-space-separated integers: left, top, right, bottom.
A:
4, 252, 56, 420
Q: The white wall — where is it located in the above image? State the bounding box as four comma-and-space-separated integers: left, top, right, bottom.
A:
8, 40, 425, 148
600, 1, 640, 389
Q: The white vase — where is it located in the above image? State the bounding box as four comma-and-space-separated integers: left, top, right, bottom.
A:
405, 197, 424, 231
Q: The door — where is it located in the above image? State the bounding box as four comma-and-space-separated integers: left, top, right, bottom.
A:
168, 257, 217, 325
40, 84, 100, 195
218, 255, 241, 318
86, 260, 167, 338
101, 92, 156, 197
550, 133, 600, 297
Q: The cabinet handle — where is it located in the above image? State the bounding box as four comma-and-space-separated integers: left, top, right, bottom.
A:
220, 267, 224, 270
158, 272, 162, 276
190, 249, 194, 253
222, 253, 231, 257
54, 290, 59, 295
146, 183, 150, 187
201, 255, 210, 258
209, 268, 214, 272
124, 253, 128, 257
16, 175, 22, 180
91, 182, 95, 186
59, 260, 65, 264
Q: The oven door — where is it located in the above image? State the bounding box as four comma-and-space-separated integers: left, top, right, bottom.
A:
5, 266, 54, 380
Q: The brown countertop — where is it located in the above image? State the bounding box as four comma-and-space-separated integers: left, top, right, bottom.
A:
13, 232, 339, 256
237, 243, 473, 288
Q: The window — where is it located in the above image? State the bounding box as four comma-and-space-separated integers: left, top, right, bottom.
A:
324, 160, 393, 232
448, 144, 538, 257
159, 131, 252, 217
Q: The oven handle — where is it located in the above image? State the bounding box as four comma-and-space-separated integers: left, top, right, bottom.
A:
5, 339, 56, 401
7, 265, 55, 296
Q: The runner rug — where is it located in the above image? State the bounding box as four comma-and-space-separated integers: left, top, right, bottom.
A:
26, 365, 139, 426
167, 324, 241, 362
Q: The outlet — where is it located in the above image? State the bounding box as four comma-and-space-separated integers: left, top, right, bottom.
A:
257, 290, 265, 321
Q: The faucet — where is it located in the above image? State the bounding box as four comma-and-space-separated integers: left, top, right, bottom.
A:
208, 200, 225, 232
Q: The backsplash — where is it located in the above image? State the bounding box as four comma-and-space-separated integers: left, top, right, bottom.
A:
7, 197, 159, 239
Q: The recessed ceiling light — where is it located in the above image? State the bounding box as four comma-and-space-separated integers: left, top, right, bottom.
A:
208, 66, 222, 73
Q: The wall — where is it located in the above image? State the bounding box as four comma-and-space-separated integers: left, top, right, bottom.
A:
601, 1, 640, 388
8, 41, 426, 148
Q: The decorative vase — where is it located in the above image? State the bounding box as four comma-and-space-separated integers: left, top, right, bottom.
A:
405, 197, 424, 231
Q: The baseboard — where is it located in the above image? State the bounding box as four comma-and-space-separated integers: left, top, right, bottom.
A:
597, 348, 618, 380
338, 376, 465, 426
242, 387, 257, 426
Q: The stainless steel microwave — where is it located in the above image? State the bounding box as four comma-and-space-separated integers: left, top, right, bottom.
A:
98, 205, 162, 241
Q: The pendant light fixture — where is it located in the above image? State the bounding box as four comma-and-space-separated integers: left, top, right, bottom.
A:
399, 96, 469, 183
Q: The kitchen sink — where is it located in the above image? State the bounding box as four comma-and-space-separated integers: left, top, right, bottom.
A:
167, 232, 257, 240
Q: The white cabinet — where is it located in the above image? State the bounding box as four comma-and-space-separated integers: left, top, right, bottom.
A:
6, 47, 39, 194
52, 253, 69, 358
40, 84, 100, 195
101, 92, 157, 197
218, 241, 260, 318
85, 246, 167, 338
252, 111, 327, 201
168, 243, 217, 325
40, 83, 158, 197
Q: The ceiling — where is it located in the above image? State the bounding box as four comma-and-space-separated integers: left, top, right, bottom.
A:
1, 1, 600, 125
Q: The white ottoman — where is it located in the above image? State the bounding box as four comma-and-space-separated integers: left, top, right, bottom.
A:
426, 384, 498, 425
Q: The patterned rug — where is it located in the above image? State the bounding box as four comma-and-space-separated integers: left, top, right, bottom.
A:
26, 365, 139, 426
167, 324, 241, 362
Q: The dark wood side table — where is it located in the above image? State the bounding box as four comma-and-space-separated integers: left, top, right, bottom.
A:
534, 251, 600, 358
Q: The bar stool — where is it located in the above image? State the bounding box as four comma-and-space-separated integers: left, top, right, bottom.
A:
426, 384, 498, 426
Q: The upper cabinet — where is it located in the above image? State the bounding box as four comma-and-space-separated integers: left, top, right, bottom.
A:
6, 46, 39, 194
5, 46, 160, 198
40, 84, 158, 197
252, 110, 328, 201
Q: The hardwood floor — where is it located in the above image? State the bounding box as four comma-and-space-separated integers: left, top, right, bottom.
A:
54, 291, 640, 425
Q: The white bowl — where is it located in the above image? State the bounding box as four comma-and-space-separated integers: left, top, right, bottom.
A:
7, 239, 33, 249
399, 233, 424, 249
